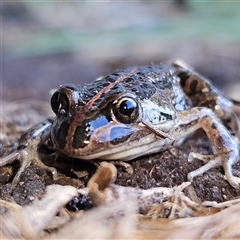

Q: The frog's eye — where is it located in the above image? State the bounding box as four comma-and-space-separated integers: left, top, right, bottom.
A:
51, 91, 69, 115
112, 97, 139, 123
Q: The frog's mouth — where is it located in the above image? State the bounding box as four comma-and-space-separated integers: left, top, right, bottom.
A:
51, 112, 174, 161
76, 129, 173, 161
51, 112, 143, 160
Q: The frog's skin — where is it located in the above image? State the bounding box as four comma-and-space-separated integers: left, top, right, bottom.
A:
1, 60, 240, 188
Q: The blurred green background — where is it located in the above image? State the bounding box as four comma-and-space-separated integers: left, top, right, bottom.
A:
2, 1, 240, 101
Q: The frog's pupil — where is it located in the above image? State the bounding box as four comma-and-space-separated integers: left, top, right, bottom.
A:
119, 99, 136, 116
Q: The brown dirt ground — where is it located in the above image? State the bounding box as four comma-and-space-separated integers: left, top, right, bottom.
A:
1, 99, 240, 206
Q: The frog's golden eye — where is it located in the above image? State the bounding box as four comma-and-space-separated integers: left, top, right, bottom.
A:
51, 91, 69, 115
112, 97, 139, 123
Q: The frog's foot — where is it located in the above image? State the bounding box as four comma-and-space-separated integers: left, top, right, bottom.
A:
0, 149, 57, 186
110, 161, 133, 174
0, 118, 57, 186
187, 151, 239, 189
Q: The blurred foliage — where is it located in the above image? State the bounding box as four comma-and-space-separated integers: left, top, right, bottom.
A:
3, 1, 240, 58
2, 1, 240, 101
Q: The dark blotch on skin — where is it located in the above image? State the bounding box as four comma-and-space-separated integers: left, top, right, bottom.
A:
178, 71, 190, 86
211, 123, 217, 129
190, 79, 199, 93
56, 121, 70, 149
73, 125, 88, 148
215, 135, 223, 148
199, 99, 217, 109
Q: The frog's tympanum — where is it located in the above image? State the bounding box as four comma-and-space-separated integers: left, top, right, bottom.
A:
1, 60, 240, 188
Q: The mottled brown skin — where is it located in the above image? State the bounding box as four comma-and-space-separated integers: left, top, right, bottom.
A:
50, 64, 189, 158
0, 60, 239, 189
173, 61, 240, 139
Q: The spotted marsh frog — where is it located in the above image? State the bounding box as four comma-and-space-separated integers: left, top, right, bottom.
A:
1, 60, 240, 188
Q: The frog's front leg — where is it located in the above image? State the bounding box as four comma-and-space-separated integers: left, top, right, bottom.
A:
173, 59, 240, 143
0, 118, 57, 186
173, 107, 239, 189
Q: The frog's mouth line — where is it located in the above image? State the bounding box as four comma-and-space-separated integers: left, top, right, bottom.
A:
51, 114, 174, 160
75, 133, 174, 161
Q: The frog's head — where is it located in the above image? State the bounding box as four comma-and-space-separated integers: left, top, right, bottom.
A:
50, 66, 176, 161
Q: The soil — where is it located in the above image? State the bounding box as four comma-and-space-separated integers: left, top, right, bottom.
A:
1, 99, 240, 206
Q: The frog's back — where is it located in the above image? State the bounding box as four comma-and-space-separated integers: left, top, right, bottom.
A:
76, 64, 191, 112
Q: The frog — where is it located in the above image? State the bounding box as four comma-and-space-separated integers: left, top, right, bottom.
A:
1, 60, 240, 188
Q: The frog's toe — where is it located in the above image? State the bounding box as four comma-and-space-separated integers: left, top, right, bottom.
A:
12, 161, 57, 186
188, 152, 212, 164
0, 151, 21, 167
111, 161, 134, 174
19, 149, 58, 181
1, 149, 58, 186
0, 151, 22, 186
187, 151, 239, 189
223, 161, 239, 189
12, 152, 31, 186
187, 156, 220, 182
